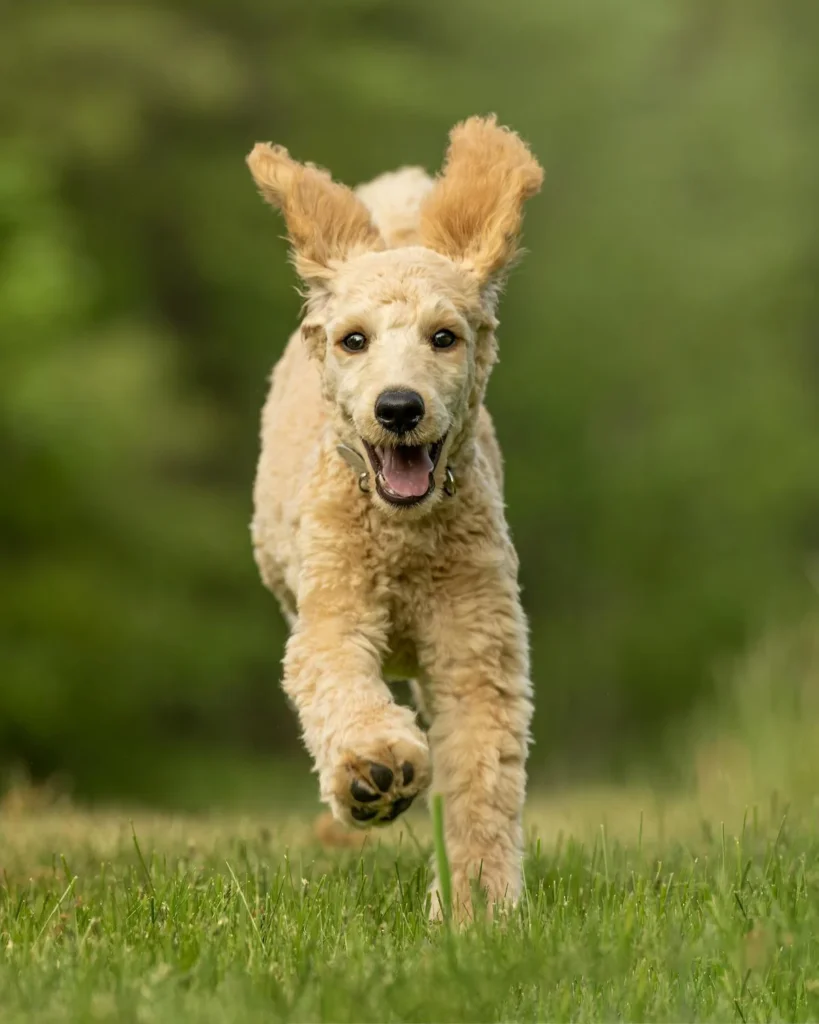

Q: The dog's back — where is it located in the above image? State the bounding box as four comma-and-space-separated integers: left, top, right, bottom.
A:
355, 167, 434, 248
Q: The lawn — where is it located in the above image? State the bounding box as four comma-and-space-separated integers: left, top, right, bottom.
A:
2, 765, 818, 1023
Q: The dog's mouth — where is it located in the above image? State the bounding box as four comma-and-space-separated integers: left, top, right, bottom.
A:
362, 437, 446, 507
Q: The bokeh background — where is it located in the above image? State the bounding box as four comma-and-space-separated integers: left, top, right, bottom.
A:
3, 0, 818, 810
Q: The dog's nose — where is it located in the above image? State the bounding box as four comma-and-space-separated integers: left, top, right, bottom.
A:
375, 390, 425, 435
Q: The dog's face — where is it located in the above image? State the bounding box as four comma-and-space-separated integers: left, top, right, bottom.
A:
247, 116, 542, 515
308, 247, 489, 513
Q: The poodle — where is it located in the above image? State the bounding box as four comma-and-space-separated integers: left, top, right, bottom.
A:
246, 116, 543, 919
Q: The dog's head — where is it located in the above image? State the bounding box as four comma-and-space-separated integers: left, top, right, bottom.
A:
247, 116, 543, 515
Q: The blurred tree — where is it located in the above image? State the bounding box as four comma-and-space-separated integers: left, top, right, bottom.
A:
1, 0, 817, 801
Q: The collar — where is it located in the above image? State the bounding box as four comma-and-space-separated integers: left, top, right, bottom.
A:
336, 443, 457, 498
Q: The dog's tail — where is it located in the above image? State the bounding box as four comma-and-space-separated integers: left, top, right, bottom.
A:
355, 166, 434, 248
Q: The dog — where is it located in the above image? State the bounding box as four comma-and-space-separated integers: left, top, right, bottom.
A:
246, 116, 543, 919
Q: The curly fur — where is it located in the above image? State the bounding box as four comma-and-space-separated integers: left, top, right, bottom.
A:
420, 115, 544, 283
246, 116, 543, 921
247, 142, 384, 283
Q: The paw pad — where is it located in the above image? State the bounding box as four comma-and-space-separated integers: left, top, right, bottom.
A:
350, 792, 414, 824
350, 779, 379, 803
369, 763, 394, 792
384, 795, 414, 821
343, 755, 426, 828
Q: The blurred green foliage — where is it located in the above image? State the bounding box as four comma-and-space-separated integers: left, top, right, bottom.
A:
2, 0, 818, 803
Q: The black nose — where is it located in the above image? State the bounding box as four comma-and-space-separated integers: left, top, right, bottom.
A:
375, 390, 425, 435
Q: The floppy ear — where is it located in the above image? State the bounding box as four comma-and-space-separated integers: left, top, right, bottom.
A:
247, 143, 384, 287
419, 115, 543, 289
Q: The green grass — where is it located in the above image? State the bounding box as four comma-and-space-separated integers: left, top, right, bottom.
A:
3, 611, 817, 1021
2, 787, 819, 1023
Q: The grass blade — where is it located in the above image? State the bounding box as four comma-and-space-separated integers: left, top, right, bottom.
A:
226, 860, 265, 954
432, 793, 452, 922
34, 877, 76, 946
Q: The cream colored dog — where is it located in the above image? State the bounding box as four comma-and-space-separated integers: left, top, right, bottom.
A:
247, 116, 543, 919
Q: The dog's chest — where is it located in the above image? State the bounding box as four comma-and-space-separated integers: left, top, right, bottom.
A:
380, 562, 430, 681
370, 519, 440, 681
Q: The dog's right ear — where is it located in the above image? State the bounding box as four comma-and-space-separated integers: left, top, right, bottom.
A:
247, 143, 384, 288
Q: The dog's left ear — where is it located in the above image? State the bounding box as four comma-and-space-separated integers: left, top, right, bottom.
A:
247, 142, 384, 288
419, 116, 543, 293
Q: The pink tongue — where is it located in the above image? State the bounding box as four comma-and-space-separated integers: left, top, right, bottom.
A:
378, 445, 433, 498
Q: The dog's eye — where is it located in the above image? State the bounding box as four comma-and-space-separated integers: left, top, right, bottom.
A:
340, 332, 368, 353
431, 329, 457, 350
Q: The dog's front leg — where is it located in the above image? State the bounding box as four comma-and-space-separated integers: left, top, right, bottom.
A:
283, 549, 430, 828
420, 566, 533, 921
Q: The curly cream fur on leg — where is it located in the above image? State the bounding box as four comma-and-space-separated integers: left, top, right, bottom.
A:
416, 476, 532, 920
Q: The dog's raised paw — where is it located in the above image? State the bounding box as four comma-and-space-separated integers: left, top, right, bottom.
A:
348, 762, 417, 824
328, 733, 430, 829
